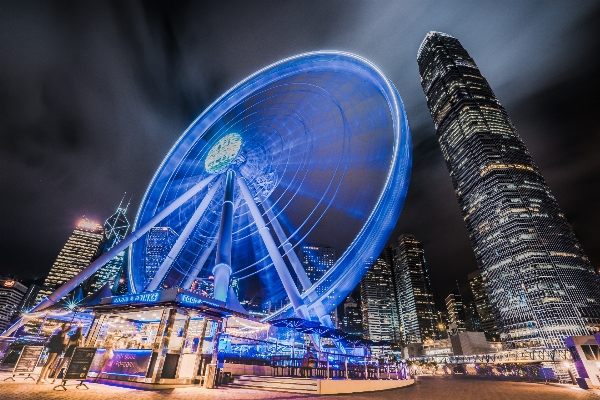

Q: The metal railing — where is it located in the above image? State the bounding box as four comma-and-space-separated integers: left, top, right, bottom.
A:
411, 348, 571, 365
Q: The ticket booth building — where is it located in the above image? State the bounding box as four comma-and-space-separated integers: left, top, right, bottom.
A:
85, 288, 236, 388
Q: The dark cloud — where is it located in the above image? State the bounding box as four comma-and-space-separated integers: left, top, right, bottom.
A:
1, 1, 599, 308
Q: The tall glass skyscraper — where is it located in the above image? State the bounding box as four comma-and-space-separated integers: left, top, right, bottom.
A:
360, 253, 400, 343
468, 269, 499, 340
298, 245, 336, 297
36, 217, 105, 304
392, 235, 436, 343
417, 32, 600, 348
144, 227, 179, 283
86, 199, 130, 294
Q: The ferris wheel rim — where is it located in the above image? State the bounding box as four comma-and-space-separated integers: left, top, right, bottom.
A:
128, 51, 411, 320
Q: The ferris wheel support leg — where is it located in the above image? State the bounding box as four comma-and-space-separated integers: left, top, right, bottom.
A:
183, 198, 240, 291
236, 172, 309, 319
263, 199, 332, 327
262, 199, 313, 295
213, 170, 236, 302
27, 174, 217, 315
146, 175, 223, 291
182, 238, 217, 290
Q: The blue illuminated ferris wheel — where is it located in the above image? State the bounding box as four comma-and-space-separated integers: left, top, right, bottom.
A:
128, 52, 411, 325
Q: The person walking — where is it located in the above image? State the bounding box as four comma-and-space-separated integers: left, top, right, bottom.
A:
51, 326, 83, 383
37, 324, 68, 384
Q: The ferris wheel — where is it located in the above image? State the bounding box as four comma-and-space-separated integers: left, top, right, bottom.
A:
25, 52, 411, 329
129, 51, 411, 324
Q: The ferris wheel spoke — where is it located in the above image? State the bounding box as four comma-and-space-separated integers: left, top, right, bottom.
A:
31, 173, 218, 313
262, 197, 333, 326
235, 169, 309, 319
146, 175, 224, 291
262, 197, 313, 294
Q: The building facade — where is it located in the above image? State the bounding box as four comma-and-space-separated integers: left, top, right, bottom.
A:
298, 244, 337, 324
392, 235, 437, 343
341, 294, 363, 337
298, 245, 336, 297
418, 31, 600, 348
468, 269, 499, 340
360, 253, 400, 343
36, 217, 105, 304
445, 291, 467, 332
86, 200, 131, 294
144, 227, 179, 283
0, 277, 27, 332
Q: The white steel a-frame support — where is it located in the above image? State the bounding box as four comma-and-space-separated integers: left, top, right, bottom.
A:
31, 174, 217, 313
235, 170, 309, 320
145, 175, 223, 291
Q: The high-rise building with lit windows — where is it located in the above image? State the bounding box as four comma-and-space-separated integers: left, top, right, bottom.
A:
418, 31, 600, 348
298, 245, 336, 297
0, 277, 27, 332
298, 245, 337, 324
36, 217, 105, 304
144, 227, 179, 283
342, 294, 363, 337
445, 291, 466, 332
86, 198, 131, 294
360, 253, 400, 343
392, 234, 436, 343
468, 269, 499, 340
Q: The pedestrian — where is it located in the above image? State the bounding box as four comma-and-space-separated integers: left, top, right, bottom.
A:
37, 324, 68, 384
51, 326, 84, 383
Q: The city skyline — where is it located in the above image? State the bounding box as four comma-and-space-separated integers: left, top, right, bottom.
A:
1, 2, 600, 308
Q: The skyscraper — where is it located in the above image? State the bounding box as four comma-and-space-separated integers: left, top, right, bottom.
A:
468, 269, 499, 340
341, 294, 363, 337
36, 217, 105, 304
0, 277, 27, 332
86, 199, 131, 294
360, 253, 400, 343
392, 234, 437, 343
298, 245, 336, 297
144, 227, 179, 283
418, 32, 600, 348
298, 244, 338, 324
445, 291, 466, 332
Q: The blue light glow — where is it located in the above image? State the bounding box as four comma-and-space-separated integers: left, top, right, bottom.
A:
129, 52, 411, 321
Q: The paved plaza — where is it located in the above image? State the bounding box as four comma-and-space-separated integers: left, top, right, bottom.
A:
0, 375, 599, 400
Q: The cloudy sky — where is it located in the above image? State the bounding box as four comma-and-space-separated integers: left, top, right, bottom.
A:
1, 1, 599, 308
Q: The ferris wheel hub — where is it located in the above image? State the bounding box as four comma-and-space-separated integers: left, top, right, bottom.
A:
204, 132, 243, 174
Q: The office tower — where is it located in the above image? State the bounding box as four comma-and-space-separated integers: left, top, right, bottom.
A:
360, 253, 400, 343
464, 302, 482, 332
86, 199, 131, 294
144, 227, 179, 282
435, 310, 450, 339
298, 245, 335, 297
392, 234, 437, 343
0, 277, 27, 332
36, 217, 105, 304
18, 283, 41, 313
468, 269, 499, 340
445, 291, 466, 332
418, 31, 600, 348
342, 294, 363, 336
298, 244, 338, 324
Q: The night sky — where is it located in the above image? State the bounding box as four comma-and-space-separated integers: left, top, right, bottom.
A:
1, 1, 600, 309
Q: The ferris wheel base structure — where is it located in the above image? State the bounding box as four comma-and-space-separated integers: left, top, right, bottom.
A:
10, 51, 411, 336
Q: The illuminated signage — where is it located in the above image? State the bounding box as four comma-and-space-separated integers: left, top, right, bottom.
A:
78, 218, 101, 231
111, 291, 160, 305
3, 280, 15, 287
177, 293, 222, 308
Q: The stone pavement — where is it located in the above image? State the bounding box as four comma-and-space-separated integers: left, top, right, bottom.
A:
0, 374, 599, 399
